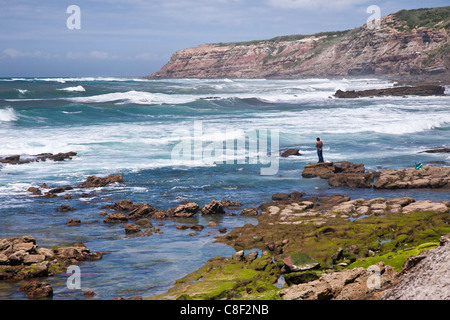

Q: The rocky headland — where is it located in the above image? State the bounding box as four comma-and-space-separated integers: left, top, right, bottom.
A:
147, 7, 450, 81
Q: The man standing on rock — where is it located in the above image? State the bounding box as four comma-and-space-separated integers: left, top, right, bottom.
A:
316, 137, 324, 163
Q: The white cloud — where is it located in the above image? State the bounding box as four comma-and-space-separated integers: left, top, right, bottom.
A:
2, 48, 54, 59
89, 50, 110, 59
268, 0, 370, 10
66, 50, 118, 60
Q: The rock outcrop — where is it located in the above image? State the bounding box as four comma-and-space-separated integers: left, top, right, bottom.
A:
334, 85, 445, 98
77, 174, 125, 188
0, 236, 103, 281
302, 162, 450, 189
302, 161, 375, 188
147, 7, 450, 80
0, 152, 77, 165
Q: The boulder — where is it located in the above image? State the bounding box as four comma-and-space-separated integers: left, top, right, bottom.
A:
27, 187, 42, 196
220, 199, 242, 207
280, 148, 302, 157
167, 202, 200, 217
201, 200, 225, 215
128, 204, 156, 220
124, 224, 141, 234
77, 174, 125, 188
19, 281, 53, 299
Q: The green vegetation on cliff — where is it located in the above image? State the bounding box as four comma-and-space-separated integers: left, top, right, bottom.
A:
393, 6, 450, 31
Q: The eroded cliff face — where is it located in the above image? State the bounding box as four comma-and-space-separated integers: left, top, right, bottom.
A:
147, 11, 449, 80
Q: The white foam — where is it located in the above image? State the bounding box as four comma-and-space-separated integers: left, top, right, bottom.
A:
0, 107, 18, 122
67, 90, 199, 105
58, 85, 86, 92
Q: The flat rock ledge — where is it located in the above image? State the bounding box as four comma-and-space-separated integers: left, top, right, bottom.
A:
0, 236, 104, 281
262, 194, 449, 225
302, 162, 450, 189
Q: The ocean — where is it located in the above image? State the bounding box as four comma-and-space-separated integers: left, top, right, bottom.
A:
0, 77, 449, 299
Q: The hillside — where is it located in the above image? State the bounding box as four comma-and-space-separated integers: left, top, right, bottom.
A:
146, 6, 450, 81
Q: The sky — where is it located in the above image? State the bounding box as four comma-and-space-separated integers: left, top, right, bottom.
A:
0, 0, 448, 77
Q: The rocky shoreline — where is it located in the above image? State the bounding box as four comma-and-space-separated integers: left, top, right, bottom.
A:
2, 161, 450, 300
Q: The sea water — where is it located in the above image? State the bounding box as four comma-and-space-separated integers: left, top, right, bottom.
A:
0, 77, 449, 299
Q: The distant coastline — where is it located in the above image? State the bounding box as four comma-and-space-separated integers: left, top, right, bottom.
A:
147, 6, 450, 83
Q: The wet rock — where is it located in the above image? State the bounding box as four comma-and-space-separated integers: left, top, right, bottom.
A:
128, 204, 156, 220
124, 224, 141, 234
201, 200, 225, 215
220, 199, 242, 207
66, 219, 81, 226
77, 174, 125, 188
83, 290, 95, 297
190, 225, 204, 231
280, 148, 302, 157
167, 202, 200, 217
241, 207, 258, 216
0, 152, 77, 165
134, 218, 152, 228
103, 213, 128, 223
421, 148, 450, 153
218, 227, 227, 233
49, 186, 73, 194
27, 187, 42, 196
56, 205, 75, 212
19, 281, 53, 299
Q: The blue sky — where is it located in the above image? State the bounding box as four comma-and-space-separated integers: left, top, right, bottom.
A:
0, 0, 447, 77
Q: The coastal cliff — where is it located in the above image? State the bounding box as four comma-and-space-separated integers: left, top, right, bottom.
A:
147, 6, 450, 80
